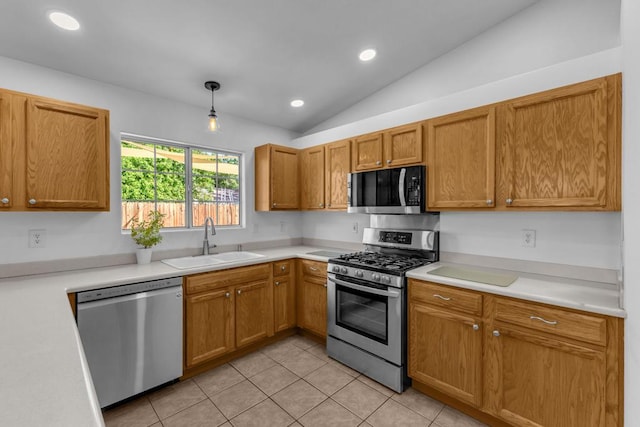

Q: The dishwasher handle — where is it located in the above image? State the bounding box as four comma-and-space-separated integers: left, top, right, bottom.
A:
77, 276, 182, 304
77, 285, 182, 310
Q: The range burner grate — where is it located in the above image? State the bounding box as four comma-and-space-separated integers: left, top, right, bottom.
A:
334, 251, 431, 274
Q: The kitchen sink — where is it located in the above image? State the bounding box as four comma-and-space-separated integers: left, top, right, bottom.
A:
161, 251, 265, 269
209, 251, 265, 262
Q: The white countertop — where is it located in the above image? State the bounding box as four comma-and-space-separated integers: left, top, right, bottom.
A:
0, 246, 625, 426
0, 245, 343, 427
407, 262, 625, 318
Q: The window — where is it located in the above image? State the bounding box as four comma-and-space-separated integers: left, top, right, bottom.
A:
121, 135, 241, 229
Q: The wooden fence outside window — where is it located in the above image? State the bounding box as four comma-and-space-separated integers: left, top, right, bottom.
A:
122, 202, 240, 229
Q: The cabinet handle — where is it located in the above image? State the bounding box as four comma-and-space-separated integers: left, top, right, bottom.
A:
328, 204, 332, 208
275, 281, 280, 286
273, 202, 277, 207
237, 289, 242, 295
225, 292, 230, 298
310, 266, 319, 271
472, 324, 479, 331
529, 315, 558, 326
386, 159, 392, 165
1, 197, 8, 204
281, 265, 286, 271
29, 198, 37, 205
376, 160, 381, 166
506, 198, 513, 205
319, 203, 324, 208
486, 199, 492, 206
493, 330, 500, 337
433, 294, 451, 301
323, 283, 328, 288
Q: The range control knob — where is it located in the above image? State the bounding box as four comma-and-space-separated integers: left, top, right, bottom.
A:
381, 276, 391, 284
332, 265, 340, 273
355, 270, 364, 278
372, 273, 381, 281
340, 267, 348, 274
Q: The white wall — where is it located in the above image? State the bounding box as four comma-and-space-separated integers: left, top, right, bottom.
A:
296, 0, 623, 272
621, 0, 639, 425
0, 56, 302, 265
307, 0, 621, 134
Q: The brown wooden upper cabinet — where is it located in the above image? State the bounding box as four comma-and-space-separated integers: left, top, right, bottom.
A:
426, 106, 496, 210
300, 145, 325, 210
324, 139, 351, 210
496, 74, 621, 211
255, 144, 300, 211
299, 139, 351, 211
352, 122, 423, 171
0, 88, 110, 211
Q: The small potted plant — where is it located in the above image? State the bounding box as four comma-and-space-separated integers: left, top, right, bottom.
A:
129, 210, 165, 264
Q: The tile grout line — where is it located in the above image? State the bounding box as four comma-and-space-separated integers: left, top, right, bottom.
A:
189, 376, 232, 425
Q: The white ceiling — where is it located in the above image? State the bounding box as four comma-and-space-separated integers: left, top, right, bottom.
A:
0, 0, 537, 133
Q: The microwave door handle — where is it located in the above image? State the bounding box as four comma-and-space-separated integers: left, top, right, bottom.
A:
328, 276, 401, 298
399, 168, 406, 206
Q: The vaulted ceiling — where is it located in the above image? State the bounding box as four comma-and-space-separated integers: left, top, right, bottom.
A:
0, 0, 537, 133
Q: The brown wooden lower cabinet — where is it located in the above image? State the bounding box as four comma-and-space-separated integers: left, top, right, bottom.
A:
235, 278, 274, 348
273, 260, 296, 332
408, 302, 483, 407
185, 287, 235, 368
297, 259, 328, 338
183, 263, 273, 369
408, 279, 624, 427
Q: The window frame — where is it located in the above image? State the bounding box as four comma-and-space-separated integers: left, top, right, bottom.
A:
120, 132, 243, 230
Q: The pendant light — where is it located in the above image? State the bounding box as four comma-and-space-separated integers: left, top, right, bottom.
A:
204, 81, 221, 131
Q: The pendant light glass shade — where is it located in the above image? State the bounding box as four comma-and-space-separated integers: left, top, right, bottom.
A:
204, 81, 221, 132
208, 110, 219, 131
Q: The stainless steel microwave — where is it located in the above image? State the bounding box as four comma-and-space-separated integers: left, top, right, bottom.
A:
347, 165, 425, 214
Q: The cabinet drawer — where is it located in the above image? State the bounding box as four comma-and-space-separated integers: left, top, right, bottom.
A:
185, 263, 271, 295
299, 259, 327, 277
409, 280, 482, 316
273, 260, 293, 277
494, 298, 607, 346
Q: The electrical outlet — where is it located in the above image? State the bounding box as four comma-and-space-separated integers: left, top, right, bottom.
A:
522, 229, 536, 248
352, 222, 359, 234
29, 229, 47, 248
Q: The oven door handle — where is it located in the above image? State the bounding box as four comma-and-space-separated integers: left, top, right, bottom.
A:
328, 276, 401, 298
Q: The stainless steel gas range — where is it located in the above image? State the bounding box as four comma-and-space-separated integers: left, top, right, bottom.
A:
327, 227, 439, 392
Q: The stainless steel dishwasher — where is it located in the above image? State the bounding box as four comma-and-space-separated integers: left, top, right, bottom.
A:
76, 276, 183, 408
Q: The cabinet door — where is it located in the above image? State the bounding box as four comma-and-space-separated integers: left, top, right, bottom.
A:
427, 107, 495, 209
0, 91, 12, 209
185, 288, 235, 368
409, 303, 483, 407
301, 145, 325, 210
384, 123, 422, 167
274, 276, 296, 332
270, 145, 299, 209
25, 98, 109, 209
498, 75, 619, 210
486, 323, 606, 427
235, 279, 274, 348
325, 139, 351, 210
352, 132, 383, 171
298, 274, 327, 337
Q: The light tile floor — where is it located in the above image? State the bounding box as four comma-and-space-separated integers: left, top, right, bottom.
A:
103, 335, 487, 427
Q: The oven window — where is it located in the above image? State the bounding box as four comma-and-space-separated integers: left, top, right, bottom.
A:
336, 284, 388, 344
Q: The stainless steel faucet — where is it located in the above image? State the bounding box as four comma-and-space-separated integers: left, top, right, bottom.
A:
203, 216, 217, 255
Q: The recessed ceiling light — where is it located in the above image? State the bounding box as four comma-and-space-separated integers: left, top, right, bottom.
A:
359, 49, 377, 62
290, 99, 304, 108
48, 11, 80, 31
